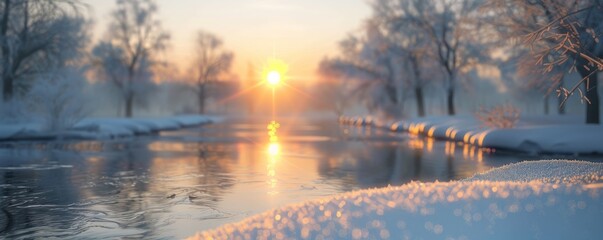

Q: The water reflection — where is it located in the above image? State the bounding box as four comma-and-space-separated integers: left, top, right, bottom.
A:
312, 127, 520, 191
0, 118, 601, 239
267, 121, 280, 194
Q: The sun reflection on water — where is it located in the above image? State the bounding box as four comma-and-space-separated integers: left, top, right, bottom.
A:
267, 121, 281, 195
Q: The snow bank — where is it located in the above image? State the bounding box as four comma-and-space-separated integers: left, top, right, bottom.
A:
0, 115, 215, 141
465, 160, 603, 184
340, 115, 603, 155
190, 160, 603, 240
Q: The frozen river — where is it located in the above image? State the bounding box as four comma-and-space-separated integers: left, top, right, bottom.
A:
0, 117, 597, 239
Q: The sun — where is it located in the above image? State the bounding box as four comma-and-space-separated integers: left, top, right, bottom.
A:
262, 58, 288, 86
267, 71, 281, 85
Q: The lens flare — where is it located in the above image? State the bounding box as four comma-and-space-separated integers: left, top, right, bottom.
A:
267, 71, 281, 85
262, 58, 288, 86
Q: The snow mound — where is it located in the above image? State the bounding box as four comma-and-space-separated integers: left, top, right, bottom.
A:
482, 126, 603, 155
0, 115, 215, 141
464, 160, 603, 184
190, 160, 603, 240
341, 115, 603, 155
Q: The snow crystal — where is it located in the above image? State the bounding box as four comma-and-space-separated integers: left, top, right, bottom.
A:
189, 160, 603, 240
464, 160, 603, 184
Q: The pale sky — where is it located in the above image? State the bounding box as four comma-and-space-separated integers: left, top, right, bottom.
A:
82, 0, 371, 83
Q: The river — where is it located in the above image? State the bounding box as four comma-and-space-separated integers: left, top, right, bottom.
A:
0, 117, 597, 239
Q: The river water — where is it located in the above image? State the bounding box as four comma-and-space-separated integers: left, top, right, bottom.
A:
0, 117, 597, 239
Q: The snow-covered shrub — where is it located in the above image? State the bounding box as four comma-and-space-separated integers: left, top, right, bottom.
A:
27, 68, 90, 131
475, 103, 520, 129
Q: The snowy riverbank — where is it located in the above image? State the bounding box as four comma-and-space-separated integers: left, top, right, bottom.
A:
190, 160, 603, 240
340, 115, 603, 155
0, 115, 217, 141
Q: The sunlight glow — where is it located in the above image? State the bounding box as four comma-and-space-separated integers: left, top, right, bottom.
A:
262, 58, 288, 86
267, 71, 281, 85
266, 121, 281, 195
268, 142, 280, 157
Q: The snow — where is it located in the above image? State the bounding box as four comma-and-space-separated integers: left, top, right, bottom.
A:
189, 160, 603, 240
464, 160, 603, 184
0, 115, 216, 141
340, 115, 603, 155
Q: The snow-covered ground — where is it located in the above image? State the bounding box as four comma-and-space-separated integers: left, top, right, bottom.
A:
0, 115, 217, 141
189, 160, 603, 240
464, 160, 603, 184
340, 115, 603, 155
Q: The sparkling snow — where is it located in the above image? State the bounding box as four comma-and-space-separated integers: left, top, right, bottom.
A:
190, 160, 603, 240
465, 160, 603, 184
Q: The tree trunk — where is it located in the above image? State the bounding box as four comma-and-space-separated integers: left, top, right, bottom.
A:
544, 94, 549, 115
446, 87, 455, 116
2, 75, 12, 102
125, 93, 133, 118
415, 87, 425, 117
1, 0, 12, 102
557, 77, 565, 115
198, 85, 206, 114
577, 65, 600, 124
125, 66, 136, 118
584, 71, 599, 124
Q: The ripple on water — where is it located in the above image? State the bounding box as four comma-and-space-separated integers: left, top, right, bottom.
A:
0, 164, 73, 171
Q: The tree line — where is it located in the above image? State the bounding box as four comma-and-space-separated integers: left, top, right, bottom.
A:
1, 0, 601, 125
319, 0, 603, 124
0, 0, 234, 125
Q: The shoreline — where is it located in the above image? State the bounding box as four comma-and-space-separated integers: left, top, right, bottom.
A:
340, 115, 603, 156
0, 115, 218, 142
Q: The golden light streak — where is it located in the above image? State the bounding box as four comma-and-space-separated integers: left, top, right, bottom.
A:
266, 121, 281, 194
272, 88, 276, 120
217, 81, 265, 104
281, 82, 313, 99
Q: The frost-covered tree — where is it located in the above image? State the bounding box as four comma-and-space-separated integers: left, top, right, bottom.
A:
92, 42, 155, 117
27, 67, 89, 131
0, 0, 87, 101
320, 23, 407, 118
489, 0, 603, 124
371, 3, 436, 117
95, 0, 169, 118
189, 31, 233, 114
377, 0, 487, 116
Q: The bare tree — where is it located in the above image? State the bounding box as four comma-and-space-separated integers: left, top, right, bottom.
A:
489, 0, 603, 124
372, 3, 436, 117
0, 0, 87, 101
379, 0, 486, 116
320, 22, 408, 118
92, 41, 155, 117
95, 0, 169, 118
190, 31, 233, 114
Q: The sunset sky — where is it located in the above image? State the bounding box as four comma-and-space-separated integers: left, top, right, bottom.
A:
83, 0, 371, 84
